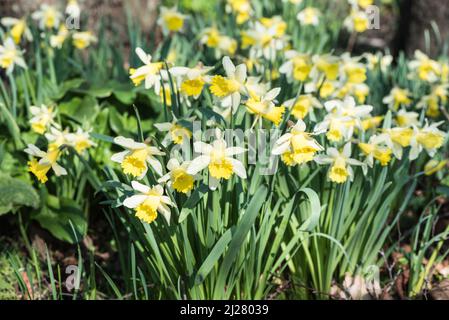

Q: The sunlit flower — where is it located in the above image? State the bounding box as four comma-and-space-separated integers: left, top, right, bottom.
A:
382, 87, 412, 110
123, 181, 173, 224
226, 0, 252, 24
129, 47, 166, 93
358, 134, 393, 168
170, 64, 213, 99
408, 50, 441, 83
29, 104, 57, 135
187, 129, 246, 190
280, 51, 313, 82
50, 25, 69, 48
0, 37, 26, 73
158, 158, 195, 194
111, 136, 165, 179
341, 53, 367, 84
424, 159, 447, 176
31, 4, 62, 30
297, 7, 321, 26
396, 109, 419, 127
66, 0, 81, 20
315, 143, 365, 183
210, 56, 247, 110
312, 54, 341, 81
245, 88, 285, 126
45, 127, 70, 150
361, 115, 383, 131
410, 121, 446, 160
25, 144, 67, 183
66, 128, 96, 154
1, 17, 32, 44
272, 120, 323, 166
154, 115, 193, 146
314, 97, 373, 142
348, 0, 374, 9
384, 127, 414, 160
344, 10, 369, 33
282, 95, 322, 120
158, 6, 186, 33
72, 31, 97, 49
364, 53, 393, 72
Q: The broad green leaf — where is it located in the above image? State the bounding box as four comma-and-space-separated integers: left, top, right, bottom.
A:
32, 196, 87, 243
0, 175, 40, 215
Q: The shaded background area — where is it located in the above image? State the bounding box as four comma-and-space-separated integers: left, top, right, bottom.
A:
1, 0, 449, 57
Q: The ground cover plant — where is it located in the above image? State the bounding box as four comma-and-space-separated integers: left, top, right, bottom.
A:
1, 0, 449, 300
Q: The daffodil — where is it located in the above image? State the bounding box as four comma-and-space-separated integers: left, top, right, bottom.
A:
410, 121, 446, 160
72, 31, 97, 49
358, 134, 393, 167
226, 0, 252, 24
312, 54, 341, 81
31, 4, 62, 29
424, 159, 447, 176
364, 53, 393, 72
111, 137, 165, 179
45, 127, 70, 150
344, 10, 369, 33
348, 0, 374, 9
50, 25, 69, 49
282, 95, 322, 120
408, 50, 441, 83
259, 16, 287, 37
297, 7, 321, 26
382, 87, 412, 110
66, 128, 96, 154
341, 53, 367, 84
241, 22, 289, 60
170, 64, 212, 99
123, 181, 173, 224
315, 143, 364, 183
129, 47, 166, 93
25, 144, 67, 183
245, 88, 285, 126
29, 104, 57, 135
154, 115, 193, 146
384, 127, 414, 160
158, 7, 187, 33
361, 115, 383, 131
1, 17, 32, 44
314, 97, 373, 142
66, 0, 81, 19
210, 56, 247, 110
0, 38, 26, 73
396, 109, 419, 127
280, 51, 313, 82
187, 129, 246, 190
272, 120, 323, 166
158, 158, 195, 194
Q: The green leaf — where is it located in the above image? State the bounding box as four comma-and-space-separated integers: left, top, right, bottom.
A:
50, 78, 85, 100
114, 90, 137, 105
32, 196, 87, 243
0, 175, 40, 215
59, 95, 99, 123
178, 183, 209, 222
213, 185, 268, 298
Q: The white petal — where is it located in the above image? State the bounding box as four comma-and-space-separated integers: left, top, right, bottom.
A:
229, 158, 247, 179
235, 64, 247, 83
123, 195, 148, 209
111, 150, 130, 163
147, 157, 163, 176
113, 136, 146, 150
194, 141, 213, 155
187, 155, 211, 175
131, 181, 151, 193
135, 47, 150, 64
225, 147, 246, 156
222, 56, 235, 77
264, 87, 281, 101
52, 163, 67, 176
